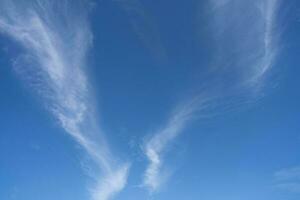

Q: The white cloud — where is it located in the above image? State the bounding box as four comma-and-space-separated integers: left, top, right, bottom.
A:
91, 164, 131, 200
0, 1, 129, 199
142, 0, 281, 192
274, 167, 300, 193
275, 167, 300, 181
208, 0, 280, 88
143, 95, 214, 191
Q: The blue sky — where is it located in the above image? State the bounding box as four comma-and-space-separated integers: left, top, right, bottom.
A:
0, 0, 300, 200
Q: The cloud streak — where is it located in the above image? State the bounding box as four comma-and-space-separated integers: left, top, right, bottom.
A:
274, 167, 300, 193
142, 0, 281, 192
143, 95, 217, 191
208, 0, 280, 87
0, 1, 129, 200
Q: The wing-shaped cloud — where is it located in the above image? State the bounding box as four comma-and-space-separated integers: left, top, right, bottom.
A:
0, 1, 129, 199
142, 0, 281, 192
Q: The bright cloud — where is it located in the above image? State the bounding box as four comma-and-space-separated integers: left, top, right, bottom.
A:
0, 1, 129, 199
142, 0, 281, 192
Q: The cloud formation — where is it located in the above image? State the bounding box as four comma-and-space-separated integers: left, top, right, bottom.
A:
142, 0, 281, 192
0, 1, 129, 199
143, 95, 216, 191
274, 167, 300, 193
208, 0, 280, 87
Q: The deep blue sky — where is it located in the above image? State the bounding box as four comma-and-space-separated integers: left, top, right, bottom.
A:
1, 0, 300, 200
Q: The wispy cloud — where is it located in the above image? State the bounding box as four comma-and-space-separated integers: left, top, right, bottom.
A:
142, 0, 281, 192
274, 167, 300, 193
143, 94, 217, 191
208, 0, 280, 88
0, 1, 129, 199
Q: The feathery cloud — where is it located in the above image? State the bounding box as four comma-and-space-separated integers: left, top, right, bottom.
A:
208, 0, 280, 87
143, 95, 216, 191
142, 0, 281, 192
274, 167, 300, 193
0, 1, 129, 199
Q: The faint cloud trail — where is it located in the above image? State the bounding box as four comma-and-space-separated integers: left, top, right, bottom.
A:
257, 0, 280, 81
143, 95, 214, 191
113, 0, 167, 63
142, 0, 281, 192
208, 0, 280, 87
274, 167, 300, 193
0, 1, 129, 200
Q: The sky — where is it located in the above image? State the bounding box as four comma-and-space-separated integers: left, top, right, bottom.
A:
0, 0, 300, 200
